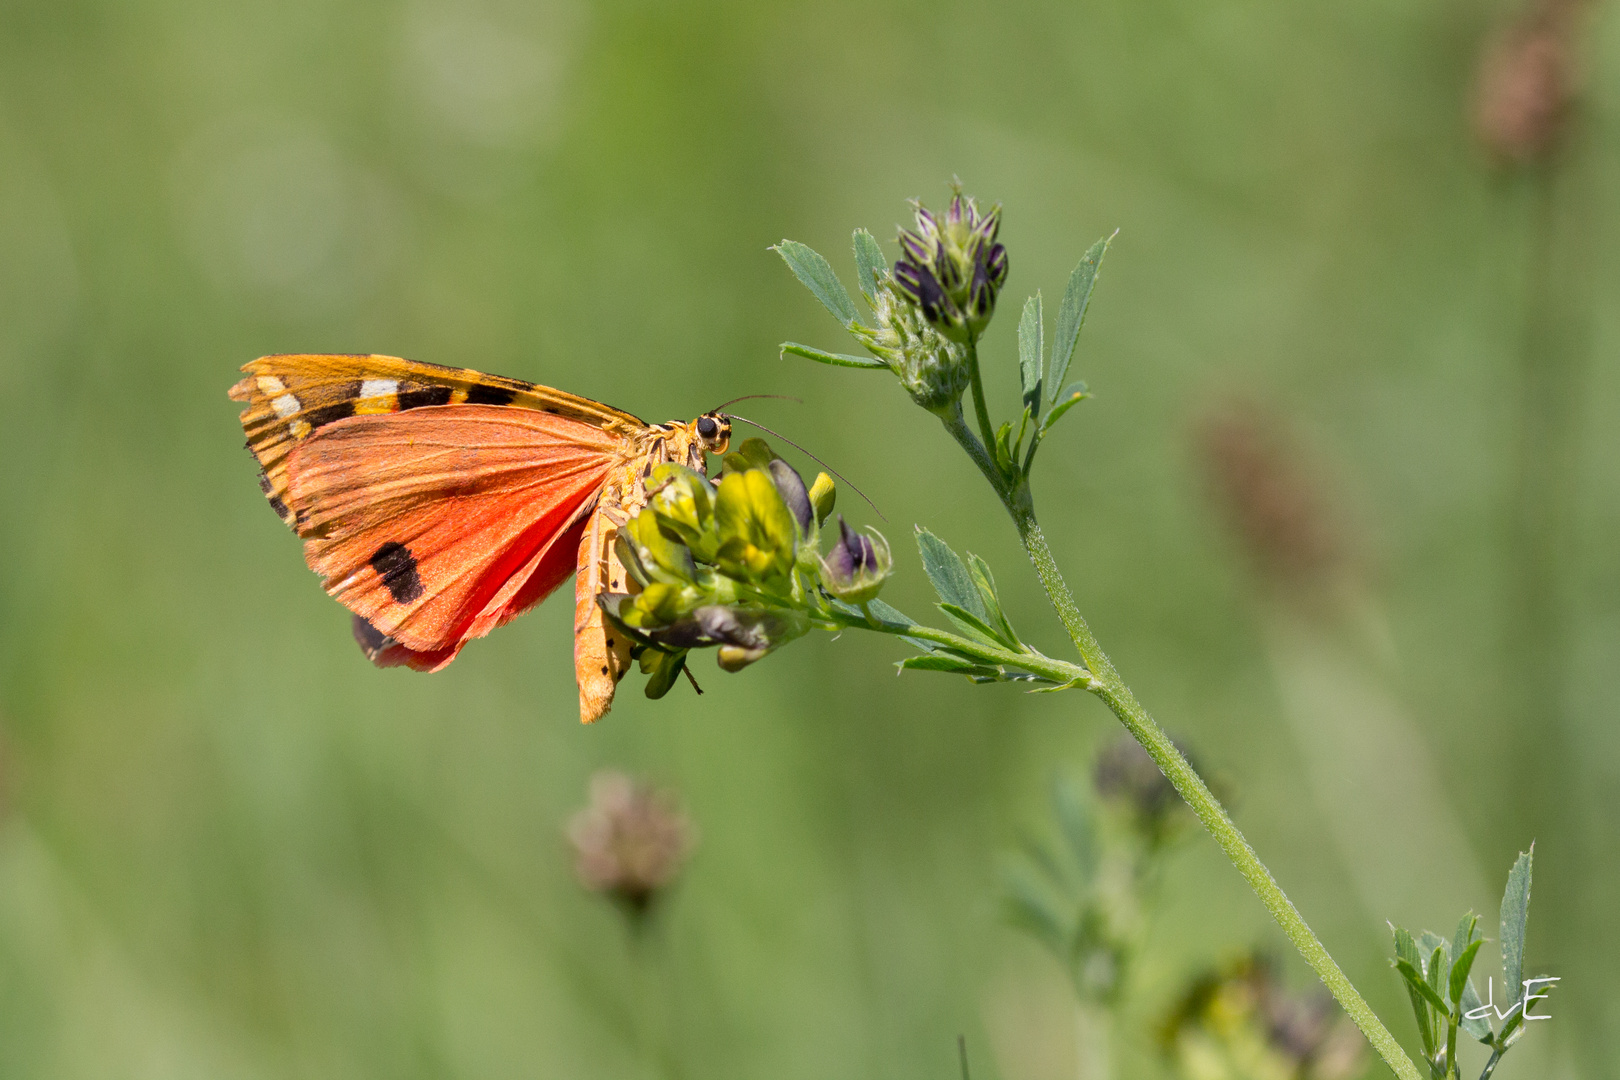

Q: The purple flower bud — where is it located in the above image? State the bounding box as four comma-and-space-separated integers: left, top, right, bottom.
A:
819, 516, 893, 603
894, 260, 953, 324
767, 459, 812, 533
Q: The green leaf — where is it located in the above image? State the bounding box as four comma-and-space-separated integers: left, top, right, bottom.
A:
1027, 678, 1087, 694
896, 653, 980, 673
1393, 926, 1436, 1056
864, 598, 916, 627
1452, 912, 1480, 968
852, 229, 887, 303
937, 602, 1009, 648
915, 527, 989, 621
993, 419, 1017, 476
1048, 234, 1113, 405
968, 553, 1021, 649
896, 654, 999, 681
1396, 958, 1453, 1018
1460, 975, 1494, 1043
780, 342, 888, 369
1038, 382, 1090, 437
1018, 293, 1043, 413
1052, 775, 1097, 878
1451, 939, 1484, 1005
1425, 943, 1448, 1008
1500, 845, 1533, 1013
773, 240, 859, 327
1002, 870, 1070, 953
640, 649, 689, 700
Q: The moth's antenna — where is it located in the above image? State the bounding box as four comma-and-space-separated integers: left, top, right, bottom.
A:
724, 413, 886, 522
711, 392, 803, 412
682, 663, 704, 696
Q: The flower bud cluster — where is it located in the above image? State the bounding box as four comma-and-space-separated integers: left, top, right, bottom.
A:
893, 192, 1009, 344
851, 280, 971, 415
599, 439, 892, 684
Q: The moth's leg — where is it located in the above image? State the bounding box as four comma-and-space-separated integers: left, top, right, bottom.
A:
573, 504, 634, 723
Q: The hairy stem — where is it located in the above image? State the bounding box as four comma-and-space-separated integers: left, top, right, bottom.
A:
1006, 494, 1421, 1080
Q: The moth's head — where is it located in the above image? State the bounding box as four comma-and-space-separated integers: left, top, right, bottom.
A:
692, 412, 731, 455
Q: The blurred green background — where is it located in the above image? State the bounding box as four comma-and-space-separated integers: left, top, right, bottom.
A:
0, 0, 1616, 1076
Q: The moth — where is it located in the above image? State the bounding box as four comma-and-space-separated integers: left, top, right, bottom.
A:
231, 353, 731, 723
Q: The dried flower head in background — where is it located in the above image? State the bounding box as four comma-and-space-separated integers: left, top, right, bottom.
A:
1093, 733, 1196, 846
567, 770, 695, 914
1160, 954, 1366, 1080
1197, 404, 1353, 594
1472, 0, 1584, 164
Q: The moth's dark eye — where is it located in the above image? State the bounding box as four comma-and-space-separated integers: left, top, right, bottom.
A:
697, 416, 718, 439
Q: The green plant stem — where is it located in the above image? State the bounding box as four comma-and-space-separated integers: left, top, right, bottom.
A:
965, 338, 998, 451
934, 349, 1417, 1077
1477, 1049, 1504, 1080
1002, 492, 1421, 1080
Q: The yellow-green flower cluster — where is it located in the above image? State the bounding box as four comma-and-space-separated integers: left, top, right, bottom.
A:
598, 439, 886, 692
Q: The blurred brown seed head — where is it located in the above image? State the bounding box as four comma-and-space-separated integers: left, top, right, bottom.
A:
1197, 405, 1351, 593
567, 770, 695, 914
1093, 734, 1196, 845
1161, 953, 1366, 1080
1473, 1, 1583, 164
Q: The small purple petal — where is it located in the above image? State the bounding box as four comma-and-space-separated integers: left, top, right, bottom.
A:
986, 243, 1008, 287
899, 230, 931, 266
768, 459, 812, 533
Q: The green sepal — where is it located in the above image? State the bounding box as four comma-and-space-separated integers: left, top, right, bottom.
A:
772, 240, 858, 327
780, 341, 888, 369
1047, 233, 1112, 405
852, 229, 887, 303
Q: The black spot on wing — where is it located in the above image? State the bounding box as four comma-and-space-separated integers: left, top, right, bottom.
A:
370, 542, 425, 603
302, 398, 356, 430
465, 383, 516, 406
398, 385, 454, 410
